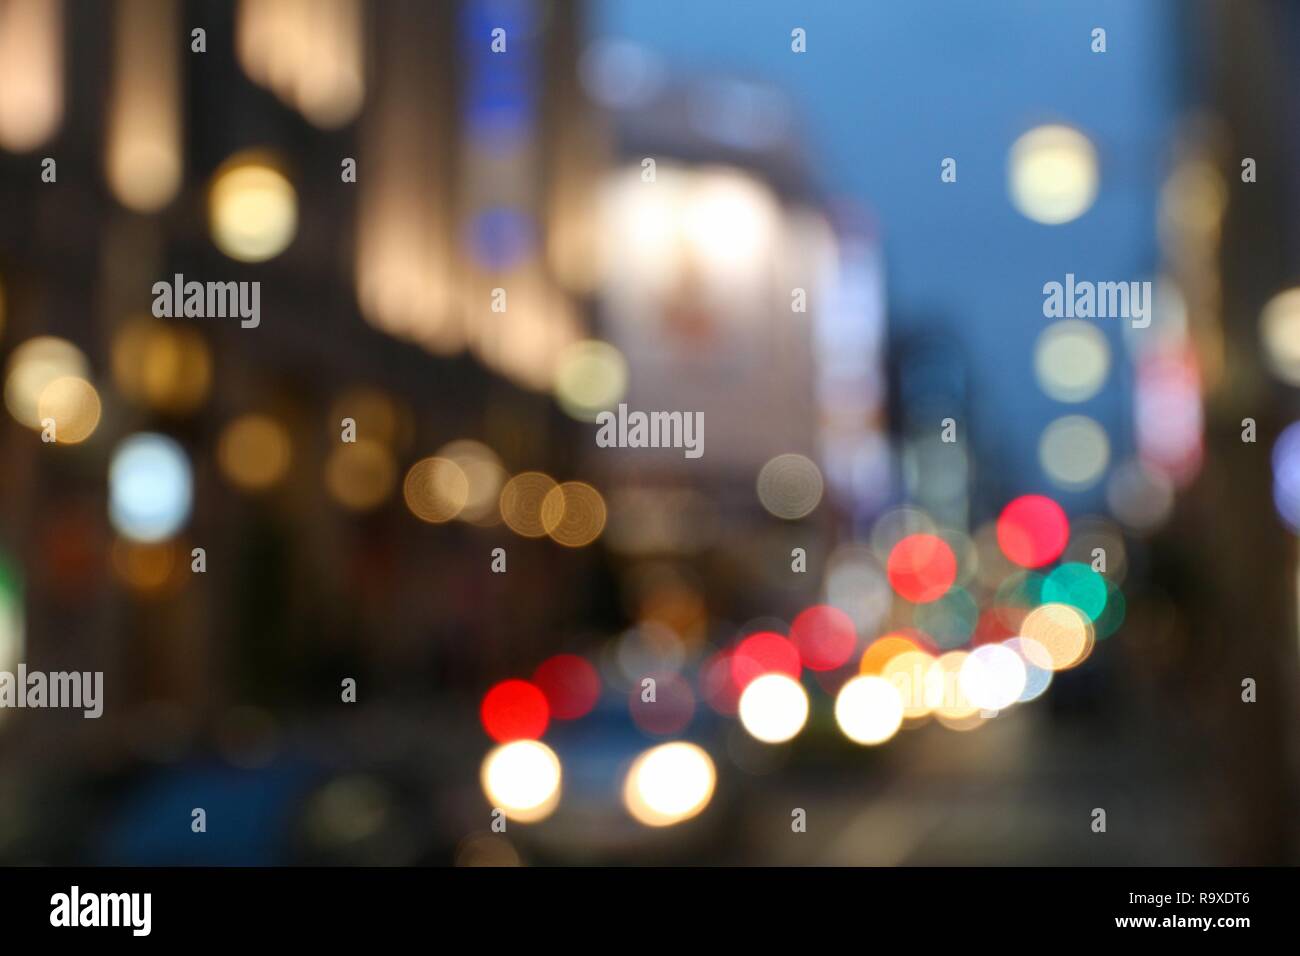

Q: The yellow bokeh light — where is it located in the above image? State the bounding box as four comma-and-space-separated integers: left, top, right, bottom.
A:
218, 414, 292, 491
110, 538, 179, 594
208, 153, 298, 262
331, 387, 407, 450
623, 741, 716, 827
835, 675, 904, 745
499, 471, 558, 538
4, 336, 89, 429
480, 739, 561, 824
437, 440, 505, 525
881, 648, 936, 719
36, 375, 101, 444
925, 651, 979, 719
1008, 124, 1099, 225
1021, 603, 1095, 671
1260, 288, 1300, 385
541, 481, 607, 548
111, 317, 212, 414
737, 672, 808, 744
325, 439, 395, 511
859, 635, 922, 675
404, 456, 469, 524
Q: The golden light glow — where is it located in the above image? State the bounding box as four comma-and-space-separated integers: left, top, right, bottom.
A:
325, 439, 396, 511
106, 0, 181, 212
354, 9, 457, 356
331, 388, 405, 450
924, 651, 979, 719
541, 481, 607, 548
859, 635, 921, 675
36, 375, 100, 444
882, 648, 935, 719
499, 471, 559, 538
4, 336, 89, 429
1260, 288, 1300, 386
237, 0, 364, 129
208, 153, 298, 262
218, 414, 292, 491
111, 317, 212, 414
623, 741, 716, 827
1008, 124, 1098, 225
436, 440, 505, 525
737, 673, 808, 744
1020, 603, 1095, 671
480, 739, 561, 824
834, 675, 904, 745
404, 456, 469, 524
111, 538, 179, 594
0, 0, 63, 152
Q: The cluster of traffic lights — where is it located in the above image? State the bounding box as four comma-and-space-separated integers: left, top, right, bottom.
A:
477, 494, 1121, 828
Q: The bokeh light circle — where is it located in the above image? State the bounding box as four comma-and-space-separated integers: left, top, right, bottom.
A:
834, 675, 904, 745
1020, 603, 1094, 671
405, 456, 470, 524
737, 673, 808, 744
623, 742, 716, 827
498, 471, 558, 537
1039, 414, 1110, 490
532, 654, 601, 720
480, 679, 550, 743
789, 604, 857, 672
1042, 562, 1108, 621
756, 453, 824, 520
208, 153, 298, 262
1035, 320, 1110, 402
554, 339, 628, 422
1008, 124, 1099, 225
996, 495, 1069, 568
480, 740, 561, 823
731, 631, 801, 690
109, 432, 193, 542
4, 336, 89, 428
540, 481, 607, 547
886, 533, 957, 603
36, 376, 101, 444
958, 643, 1027, 712
218, 414, 292, 491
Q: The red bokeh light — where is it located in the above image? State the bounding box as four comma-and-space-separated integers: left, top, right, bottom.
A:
996, 495, 1069, 568
480, 679, 550, 742
790, 604, 858, 671
532, 654, 601, 720
886, 533, 957, 603
731, 631, 801, 689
